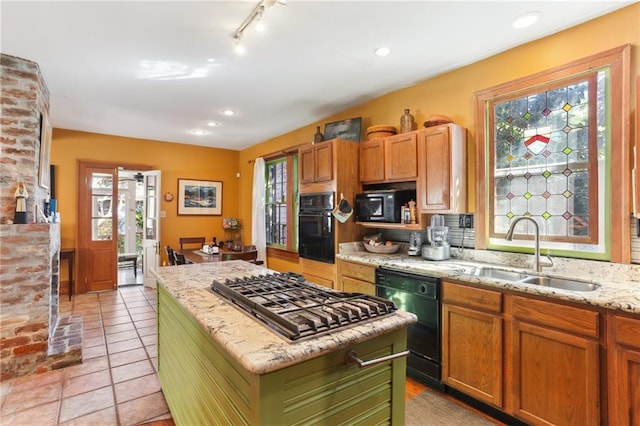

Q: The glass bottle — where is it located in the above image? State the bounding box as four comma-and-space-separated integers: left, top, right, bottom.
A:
400, 109, 416, 133
314, 126, 324, 143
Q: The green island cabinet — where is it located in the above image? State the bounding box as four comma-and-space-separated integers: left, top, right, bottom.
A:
157, 285, 408, 425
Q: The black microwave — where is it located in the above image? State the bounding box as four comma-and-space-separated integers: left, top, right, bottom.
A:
355, 189, 415, 223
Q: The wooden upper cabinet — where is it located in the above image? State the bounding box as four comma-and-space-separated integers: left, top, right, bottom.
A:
299, 140, 333, 184
386, 132, 418, 180
359, 132, 418, 184
359, 140, 385, 183
418, 124, 467, 213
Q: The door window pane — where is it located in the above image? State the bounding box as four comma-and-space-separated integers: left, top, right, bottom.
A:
91, 173, 113, 241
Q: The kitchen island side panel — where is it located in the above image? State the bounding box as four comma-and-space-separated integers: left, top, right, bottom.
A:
158, 285, 408, 425
158, 285, 258, 425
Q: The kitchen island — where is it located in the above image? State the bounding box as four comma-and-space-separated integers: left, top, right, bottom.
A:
152, 261, 417, 425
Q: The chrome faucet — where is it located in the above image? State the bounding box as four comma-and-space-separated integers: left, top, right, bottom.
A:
505, 216, 553, 273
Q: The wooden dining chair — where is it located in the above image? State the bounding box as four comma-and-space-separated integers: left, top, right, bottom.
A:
165, 246, 175, 266
179, 236, 206, 251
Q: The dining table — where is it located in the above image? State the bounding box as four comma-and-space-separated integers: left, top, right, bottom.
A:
178, 248, 258, 264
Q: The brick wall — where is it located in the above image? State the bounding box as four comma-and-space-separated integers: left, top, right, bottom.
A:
0, 54, 80, 380
1, 54, 50, 223
0, 224, 60, 379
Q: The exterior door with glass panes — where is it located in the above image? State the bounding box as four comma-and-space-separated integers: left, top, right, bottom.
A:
142, 171, 161, 288
82, 166, 118, 292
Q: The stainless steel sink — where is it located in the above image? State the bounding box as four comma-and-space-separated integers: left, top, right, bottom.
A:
518, 276, 600, 292
468, 267, 529, 281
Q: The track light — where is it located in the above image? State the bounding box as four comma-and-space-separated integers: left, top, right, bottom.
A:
231, 0, 285, 51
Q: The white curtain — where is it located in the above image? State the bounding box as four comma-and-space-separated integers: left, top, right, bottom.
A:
251, 157, 267, 267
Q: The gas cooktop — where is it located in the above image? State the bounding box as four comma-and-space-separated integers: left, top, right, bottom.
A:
210, 272, 397, 341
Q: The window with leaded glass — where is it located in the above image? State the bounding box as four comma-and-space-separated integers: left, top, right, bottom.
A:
265, 155, 298, 249
490, 72, 603, 247
475, 46, 630, 261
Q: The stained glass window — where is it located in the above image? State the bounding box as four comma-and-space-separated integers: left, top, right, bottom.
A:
489, 72, 605, 245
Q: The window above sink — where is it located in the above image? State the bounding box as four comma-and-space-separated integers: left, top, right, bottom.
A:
474, 45, 631, 263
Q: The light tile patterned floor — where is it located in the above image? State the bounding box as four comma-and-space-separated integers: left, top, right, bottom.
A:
0, 285, 172, 426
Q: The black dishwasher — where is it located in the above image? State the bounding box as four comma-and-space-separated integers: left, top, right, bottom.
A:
376, 267, 441, 388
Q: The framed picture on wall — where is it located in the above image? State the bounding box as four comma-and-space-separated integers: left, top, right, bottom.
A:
323, 117, 362, 142
177, 179, 222, 215
38, 113, 53, 189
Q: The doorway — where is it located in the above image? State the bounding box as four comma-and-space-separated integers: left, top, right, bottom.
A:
77, 160, 153, 295
117, 171, 144, 286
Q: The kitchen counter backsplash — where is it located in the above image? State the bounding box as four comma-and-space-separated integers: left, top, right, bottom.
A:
339, 242, 640, 315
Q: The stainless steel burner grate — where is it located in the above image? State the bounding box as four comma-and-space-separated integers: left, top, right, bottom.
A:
211, 272, 397, 340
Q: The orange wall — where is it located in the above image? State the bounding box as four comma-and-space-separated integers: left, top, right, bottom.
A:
51, 129, 239, 263
51, 5, 639, 272
238, 4, 639, 270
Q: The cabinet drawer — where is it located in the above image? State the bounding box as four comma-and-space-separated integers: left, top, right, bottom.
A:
342, 276, 375, 296
611, 314, 640, 349
304, 273, 334, 289
511, 296, 599, 339
442, 281, 502, 313
340, 261, 375, 283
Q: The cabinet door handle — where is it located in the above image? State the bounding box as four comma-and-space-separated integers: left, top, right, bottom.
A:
345, 350, 409, 368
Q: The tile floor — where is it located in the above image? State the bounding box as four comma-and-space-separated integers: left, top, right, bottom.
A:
2, 270, 499, 426
0, 285, 172, 426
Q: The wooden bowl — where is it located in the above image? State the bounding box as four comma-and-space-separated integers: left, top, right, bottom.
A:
366, 125, 397, 139
423, 114, 453, 128
363, 243, 400, 254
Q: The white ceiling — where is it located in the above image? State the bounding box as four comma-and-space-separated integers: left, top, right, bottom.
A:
1, 1, 633, 150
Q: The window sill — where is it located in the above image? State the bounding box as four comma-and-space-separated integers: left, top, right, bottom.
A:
266, 247, 299, 263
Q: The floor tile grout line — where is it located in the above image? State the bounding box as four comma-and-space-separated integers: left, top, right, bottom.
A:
99, 289, 125, 426
59, 291, 112, 424
0, 286, 162, 425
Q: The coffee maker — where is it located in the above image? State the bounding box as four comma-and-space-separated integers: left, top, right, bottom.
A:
408, 231, 423, 256
422, 214, 450, 260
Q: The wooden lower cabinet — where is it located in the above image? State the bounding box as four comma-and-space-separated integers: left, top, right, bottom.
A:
607, 313, 640, 425
441, 281, 503, 407
300, 257, 335, 289
158, 285, 408, 425
509, 296, 601, 426
442, 281, 603, 426
338, 259, 376, 294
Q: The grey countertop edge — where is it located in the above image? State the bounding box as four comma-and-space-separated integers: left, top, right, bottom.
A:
336, 251, 640, 315
152, 261, 418, 376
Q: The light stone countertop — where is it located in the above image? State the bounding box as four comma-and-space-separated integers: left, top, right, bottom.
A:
338, 243, 640, 315
151, 260, 417, 375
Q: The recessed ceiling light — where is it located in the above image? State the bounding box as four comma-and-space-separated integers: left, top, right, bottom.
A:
206, 121, 219, 127
513, 11, 542, 29
255, 21, 266, 32
191, 129, 207, 135
221, 109, 236, 116
374, 47, 391, 57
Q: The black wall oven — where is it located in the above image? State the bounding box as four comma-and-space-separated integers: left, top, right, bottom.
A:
298, 192, 335, 264
376, 267, 442, 388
